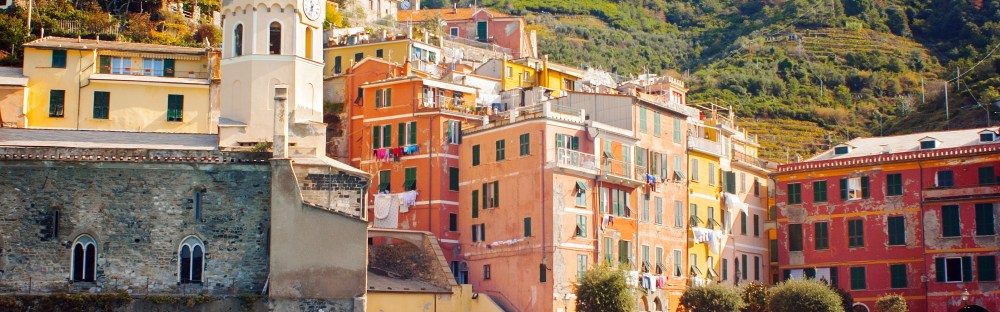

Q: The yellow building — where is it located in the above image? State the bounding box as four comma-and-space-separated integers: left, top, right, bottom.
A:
473, 56, 583, 96
687, 115, 725, 286
20, 37, 216, 133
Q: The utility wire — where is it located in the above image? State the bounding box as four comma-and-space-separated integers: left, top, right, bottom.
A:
945, 41, 1000, 83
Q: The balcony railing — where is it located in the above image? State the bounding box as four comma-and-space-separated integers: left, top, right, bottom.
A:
413, 60, 443, 76
688, 135, 724, 156
923, 183, 1000, 201
556, 147, 597, 171
420, 95, 487, 116
602, 158, 636, 180
99, 69, 211, 79
732, 149, 767, 169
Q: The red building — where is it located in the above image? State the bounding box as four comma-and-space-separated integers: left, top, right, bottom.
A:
398, 7, 536, 58
773, 128, 1000, 312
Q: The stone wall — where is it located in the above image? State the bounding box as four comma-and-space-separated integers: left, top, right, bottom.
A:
0, 155, 271, 296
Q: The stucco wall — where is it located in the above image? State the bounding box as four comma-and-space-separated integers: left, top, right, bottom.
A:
0, 86, 25, 127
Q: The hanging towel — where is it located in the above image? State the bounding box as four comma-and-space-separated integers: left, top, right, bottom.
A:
709, 230, 724, 254
393, 147, 403, 159
373, 194, 392, 219
373, 195, 400, 229
401, 190, 419, 207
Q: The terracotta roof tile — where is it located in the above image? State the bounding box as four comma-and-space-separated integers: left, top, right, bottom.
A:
397, 8, 511, 22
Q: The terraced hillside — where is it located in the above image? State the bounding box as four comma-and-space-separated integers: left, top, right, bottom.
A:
741, 119, 833, 162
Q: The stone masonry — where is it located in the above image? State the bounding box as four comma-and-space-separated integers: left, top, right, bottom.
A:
0, 151, 272, 296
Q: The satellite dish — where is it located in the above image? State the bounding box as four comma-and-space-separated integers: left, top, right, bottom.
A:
400, 0, 411, 10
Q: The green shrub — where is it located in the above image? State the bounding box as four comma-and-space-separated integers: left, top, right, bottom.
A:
740, 281, 769, 312
831, 285, 855, 312
679, 283, 743, 312
875, 294, 907, 312
768, 279, 844, 312
575, 265, 634, 312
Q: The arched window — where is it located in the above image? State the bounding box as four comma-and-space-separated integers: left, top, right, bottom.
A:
179, 236, 204, 283
304, 27, 313, 60
233, 24, 244, 56
269, 22, 281, 55
654, 298, 663, 312
71, 235, 97, 282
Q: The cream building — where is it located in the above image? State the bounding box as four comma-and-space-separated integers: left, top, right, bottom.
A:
17, 38, 215, 133
218, 0, 327, 156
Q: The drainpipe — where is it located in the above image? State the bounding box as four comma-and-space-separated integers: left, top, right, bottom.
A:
920, 159, 929, 311
541, 128, 547, 276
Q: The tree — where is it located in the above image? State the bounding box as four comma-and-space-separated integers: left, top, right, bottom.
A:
768, 279, 844, 312
679, 283, 743, 312
831, 285, 855, 312
874, 294, 907, 312
575, 265, 634, 312
740, 281, 769, 312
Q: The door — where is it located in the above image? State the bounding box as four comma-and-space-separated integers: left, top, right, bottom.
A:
477, 21, 488, 41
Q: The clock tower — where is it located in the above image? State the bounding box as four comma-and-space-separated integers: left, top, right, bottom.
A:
218, 0, 327, 156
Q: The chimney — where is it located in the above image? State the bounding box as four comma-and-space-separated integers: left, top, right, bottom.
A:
414, 0, 420, 10
273, 85, 290, 158
453, 3, 457, 13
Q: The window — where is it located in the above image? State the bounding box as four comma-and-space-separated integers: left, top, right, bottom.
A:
936, 171, 954, 187
848, 219, 864, 248
850, 267, 866, 290
691, 254, 700, 277
656, 247, 664, 275
673, 250, 683, 277
404, 167, 417, 191
193, 190, 203, 221
495, 139, 505, 161
691, 158, 699, 181
179, 236, 204, 284
722, 258, 729, 280
604, 237, 613, 265
840, 177, 868, 200
979, 256, 997, 282
653, 112, 661, 137
376, 49, 383, 58
834, 146, 850, 155
482, 181, 499, 208
709, 163, 716, 186
788, 224, 803, 251
740, 172, 746, 193
753, 214, 760, 237
519, 133, 530, 156
754, 256, 760, 280
472, 190, 479, 218
48, 90, 65, 117
722, 211, 730, 233
888, 216, 906, 245
742, 254, 748, 280
484, 264, 491, 280
724, 171, 736, 194
976, 203, 995, 236
505, 67, 512, 78
167, 94, 184, 122
71, 235, 97, 282
641, 197, 649, 222
936, 257, 971, 283
674, 200, 683, 228
575, 181, 588, 206
524, 217, 531, 237
673, 117, 682, 142
980, 167, 996, 185
920, 140, 937, 149
45, 210, 59, 240
770, 239, 778, 262
618, 240, 632, 266
740, 212, 747, 235
540, 263, 546, 283
708, 207, 716, 230
449, 213, 457, 231
110, 56, 131, 74
814, 222, 829, 250
382, 124, 392, 147
51, 50, 67, 68
446, 120, 460, 144
981, 132, 997, 142
354, 52, 363, 62
372, 125, 382, 148
142, 58, 165, 76
233, 24, 244, 56
639, 107, 647, 132
375, 88, 392, 108
334, 56, 342, 74
890, 264, 907, 288
942, 205, 960, 237
447, 167, 459, 191
378, 170, 391, 193
674, 156, 683, 179
788, 183, 802, 204
93, 91, 110, 119
887, 173, 903, 196
609, 189, 631, 217
754, 179, 760, 197
269, 22, 281, 54
577, 255, 587, 279
450, 27, 459, 37
476, 21, 488, 41
472, 145, 480, 166
655, 197, 663, 225
813, 181, 827, 202
690, 204, 698, 225
575, 215, 587, 237
642, 245, 650, 272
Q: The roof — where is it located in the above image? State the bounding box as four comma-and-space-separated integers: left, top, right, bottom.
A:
0, 67, 28, 86
367, 271, 451, 294
807, 127, 1000, 161
24, 36, 207, 55
397, 8, 511, 22
0, 128, 219, 150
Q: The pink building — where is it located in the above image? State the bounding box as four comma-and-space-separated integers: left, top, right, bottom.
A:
398, 7, 536, 58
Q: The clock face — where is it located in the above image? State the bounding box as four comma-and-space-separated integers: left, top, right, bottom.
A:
303, 0, 321, 21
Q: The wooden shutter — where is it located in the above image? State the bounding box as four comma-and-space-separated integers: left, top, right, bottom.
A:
385, 88, 392, 107
409, 122, 417, 145
963, 256, 973, 282
383, 124, 392, 147
492, 182, 499, 207
571, 136, 579, 151
472, 190, 479, 218
481, 183, 488, 208
398, 123, 406, 146
840, 178, 848, 200
164, 59, 175, 77
861, 176, 870, 198
935, 258, 945, 282
99, 55, 111, 73
372, 125, 381, 148
524, 217, 531, 237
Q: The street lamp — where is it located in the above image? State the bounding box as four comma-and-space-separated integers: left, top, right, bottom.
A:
961, 288, 970, 307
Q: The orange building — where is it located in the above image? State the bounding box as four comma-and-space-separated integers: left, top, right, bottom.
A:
345, 57, 485, 265
458, 89, 697, 311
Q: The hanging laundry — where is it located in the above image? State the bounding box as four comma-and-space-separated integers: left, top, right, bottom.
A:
601, 215, 614, 229
708, 229, 724, 254
646, 173, 656, 184
691, 227, 712, 244
400, 190, 418, 210
373, 195, 399, 229
392, 147, 403, 160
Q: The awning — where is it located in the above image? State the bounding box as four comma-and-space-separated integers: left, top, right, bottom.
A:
575, 180, 590, 191
99, 50, 203, 61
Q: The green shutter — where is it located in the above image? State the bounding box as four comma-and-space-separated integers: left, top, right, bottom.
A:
571, 136, 579, 151
861, 176, 870, 198
890, 264, 907, 288
639, 107, 647, 132
449, 214, 457, 231
334, 56, 342, 74
943, 205, 960, 237
472, 145, 480, 166
167, 94, 183, 121
492, 182, 499, 207
978, 256, 997, 281
850, 267, 865, 290
449, 167, 459, 191
373, 125, 381, 148
524, 217, 531, 237
481, 183, 488, 208
52, 50, 68, 68
539, 263, 546, 283
556, 134, 564, 149
980, 167, 996, 185
48, 90, 65, 117
472, 225, 478, 242
976, 203, 995, 235
830, 267, 839, 287
963, 256, 973, 282
653, 112, 661, 136
385, 88, 392, 107
375, 89, 382, 107
888, 216, 905, 245
935, 258, 945, 282
93, 91, 110, 119
472, 190, 479, 218
409, 122, 417, 144
383, 124, 392, 147
480, 223, 485, 241
398, 123, 406, 147
163, 59, 175, 77
840, 178, 848, 200
98, 55, 110, 73
673, 117, 681, 142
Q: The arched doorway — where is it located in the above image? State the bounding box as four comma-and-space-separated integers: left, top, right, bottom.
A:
958, 305, 990, 312
851, 303, 870, 312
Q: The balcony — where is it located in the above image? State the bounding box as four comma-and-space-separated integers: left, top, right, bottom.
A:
923, 183, 1000, 202
554, 147, 598, 176
688, 135, 724, 157
599, 157, 644, 188
418, 95, 487, 117
732, 150, 768, 172
464, 103, 586, 134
